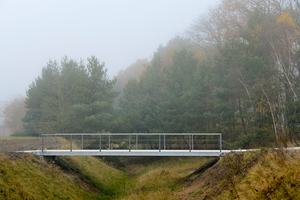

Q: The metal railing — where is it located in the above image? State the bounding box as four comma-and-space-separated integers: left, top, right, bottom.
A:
42, 133, 222, 153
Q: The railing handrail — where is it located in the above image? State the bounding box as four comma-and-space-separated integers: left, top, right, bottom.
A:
43, 133, 221, 136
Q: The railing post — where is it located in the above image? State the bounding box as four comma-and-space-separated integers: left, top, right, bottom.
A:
42, 134, 44, 153
220, 134, 222, 152
192, 134, 194, 150
109, 135, 110, 150
129, 135, 131, 152
99, 135, 101, 152
159, 135, 161, 152
164, 134, 165, 150
55, 134, 56, 150
70, 135, 72, 152
82, 135, 83, 150
136, 135, 138, 150
189, 134, 191, 152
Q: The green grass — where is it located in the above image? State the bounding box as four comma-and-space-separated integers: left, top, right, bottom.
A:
118, 157, 210, 200
0, 137, 214, 199
193, 188, 203, 196
0, 154, 99, 199
0, 153, 209, 200
63, 156, 129, 196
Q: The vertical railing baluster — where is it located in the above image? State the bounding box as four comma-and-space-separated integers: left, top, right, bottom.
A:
136, 135, 138, 150
189, 134, 191, 152
42, 134, 44, 153
164, 134, 165, 150
129, 135, 131, 152
55, 134, 56, 150
99, 135, 101, 152
159, 135, 161, 152
109, 135, 110, 150
70, 135, 72, 152
192, 134, 194, 150
82, 135, 83, 150
220, 134, 222, 152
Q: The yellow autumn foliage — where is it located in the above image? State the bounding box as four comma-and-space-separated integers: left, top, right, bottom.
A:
250, 24, 261, 38
276, 12, 296, 28
165, 47, 174, 61
192, 46, 202, 60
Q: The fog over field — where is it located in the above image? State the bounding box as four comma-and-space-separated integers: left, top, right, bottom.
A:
0, 0, 218, 101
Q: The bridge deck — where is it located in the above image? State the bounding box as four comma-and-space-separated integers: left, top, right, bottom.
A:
21, 134, 300, 157
29, 133, 227, 156
23, 149, 238, 156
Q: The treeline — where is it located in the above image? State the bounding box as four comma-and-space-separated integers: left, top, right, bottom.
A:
7, 0, 300, 148
112, 0, 300, 148
22, 56, 117, 135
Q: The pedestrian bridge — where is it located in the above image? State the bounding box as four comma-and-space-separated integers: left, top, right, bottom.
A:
25, 133, 228, 157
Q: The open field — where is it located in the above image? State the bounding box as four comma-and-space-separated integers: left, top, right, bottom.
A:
0, 137, 54, 152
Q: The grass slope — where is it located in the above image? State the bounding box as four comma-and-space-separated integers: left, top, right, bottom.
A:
219, 149, 300, 199
175, 148, 300, 200
4, 137, 300, 199
0, 154, 99, 199
118, 157, 210, 200
0, 153, 209, 200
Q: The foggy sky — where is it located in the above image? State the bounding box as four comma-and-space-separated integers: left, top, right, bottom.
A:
0, 0, 218, 102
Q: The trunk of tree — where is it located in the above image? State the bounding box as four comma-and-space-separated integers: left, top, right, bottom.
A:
262, 88, 278, 143
277, 76, 283, 138
284, 83, 292, 141
237, 89, 247, 135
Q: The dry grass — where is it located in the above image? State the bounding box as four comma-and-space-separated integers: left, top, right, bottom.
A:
1, 136, 41, 140
0, 154, 99, 199
119, 157, 210, 200
8, 136, 300, 199
53, 137, 129, 196
175, 150, 266, 200
66, 156, 128, 196
120, 188, 178, 200
0, 151, 129, 199
0, 136, 214, 199
217, 149, 300, 199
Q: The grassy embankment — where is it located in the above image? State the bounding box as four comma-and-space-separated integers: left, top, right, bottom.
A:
0, 136, 127, 199
0, 152, 209, 199
117, 156, 210, 200
0, 137, 209, 199
216, 149, 300, 200
3, 136, 300, 199
179, 148, 300, 200
0, 154, 106, 199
